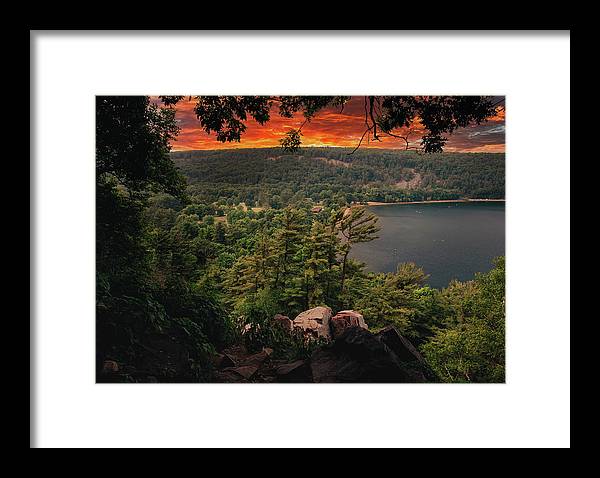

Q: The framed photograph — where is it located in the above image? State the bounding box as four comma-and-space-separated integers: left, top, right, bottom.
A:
31, 30, 570, 448
96, 94, 506, 385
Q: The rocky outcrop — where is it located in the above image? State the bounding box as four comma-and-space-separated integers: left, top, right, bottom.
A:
209, 326, 433, 383
376, 326, 425, 364
210, 315, 433, 383
291, 307, 367, 340
330, 310, 368, 339
273, 314, 293, 333
310, 327, 428, 383
292, 306, 333, 340
210, 352, 236, 369
274, 360, 312, 382
214, 346, 274, 383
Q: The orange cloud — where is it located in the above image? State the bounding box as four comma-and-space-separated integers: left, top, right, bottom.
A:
163, 96, 505, 153
488, 106, 506, 122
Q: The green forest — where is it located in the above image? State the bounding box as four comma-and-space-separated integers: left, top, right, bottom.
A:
97, 97, 505, 384
172, 147, 505, 208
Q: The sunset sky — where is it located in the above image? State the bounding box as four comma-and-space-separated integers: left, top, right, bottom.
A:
165, 96, 505, 153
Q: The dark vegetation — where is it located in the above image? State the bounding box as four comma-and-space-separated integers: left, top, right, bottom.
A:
96, 96, 505, 384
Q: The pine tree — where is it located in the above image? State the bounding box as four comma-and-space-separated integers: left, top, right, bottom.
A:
272, 207, 306, 291
323, 213, 341, 306
301, 221, 331, 308
226, 231, 275, 300
338, 206, 380, 299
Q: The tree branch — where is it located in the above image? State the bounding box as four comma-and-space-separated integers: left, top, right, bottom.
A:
369, 96, 381, 141
348, 125, 374, 155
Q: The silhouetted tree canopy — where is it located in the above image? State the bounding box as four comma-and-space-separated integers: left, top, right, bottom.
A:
97, 96, 186, 197
159, 95, 498, 153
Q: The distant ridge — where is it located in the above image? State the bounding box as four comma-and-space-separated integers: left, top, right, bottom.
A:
171, 146, 505, 156
171, 147, 505, 206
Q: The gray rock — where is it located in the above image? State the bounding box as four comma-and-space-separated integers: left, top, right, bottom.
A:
273, 314, 293, 333
309, 327, 427, 383
375, 326, 425, 364
275, 360, 312, 383
211, 352, 236, 369
330, 310, 368, 338
293, 306, 333, 340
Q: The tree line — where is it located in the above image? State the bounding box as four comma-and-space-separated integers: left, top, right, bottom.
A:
172, 147, 505, 209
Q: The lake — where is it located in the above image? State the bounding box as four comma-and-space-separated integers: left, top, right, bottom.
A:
351, 202, 505, 289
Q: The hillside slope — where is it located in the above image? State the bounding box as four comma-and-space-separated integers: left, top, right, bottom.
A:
172, 147, 505, 206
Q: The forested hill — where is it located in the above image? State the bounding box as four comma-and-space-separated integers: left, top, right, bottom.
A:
171, 147, 505, 206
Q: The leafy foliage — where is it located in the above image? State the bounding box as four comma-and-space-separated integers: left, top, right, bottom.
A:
379, 96, 497, 152
97, 96, 505, 383
233, 289, 324, 361
96, 96, 231, 382
279, 129, 303, 151
96, 96, 185, 197
140, 181, 505, 382
422, 257, 505, 383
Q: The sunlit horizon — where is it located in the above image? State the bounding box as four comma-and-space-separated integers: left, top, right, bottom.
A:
161, 96, 506, 153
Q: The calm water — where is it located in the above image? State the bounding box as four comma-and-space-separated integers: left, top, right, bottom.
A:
351, 202, 505, 289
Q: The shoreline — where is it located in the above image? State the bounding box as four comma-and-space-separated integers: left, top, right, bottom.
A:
365, 199, 505, 206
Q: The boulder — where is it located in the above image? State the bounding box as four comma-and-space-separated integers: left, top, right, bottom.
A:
309, 327, 427, 383
375, 326, 424, 364
374, 326, 435, 381
225, 364, 261, 380
293, 306, 332, 340
330, 310, 368, 338
273, 314, 293, 333
275, 359, 312, 383
210, 352, 236, 369
240, 347, 273, 367
215, 347, 274, 382
221, 344, 247, 359
102, 360, 119, 374
214, 368, 251, 383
